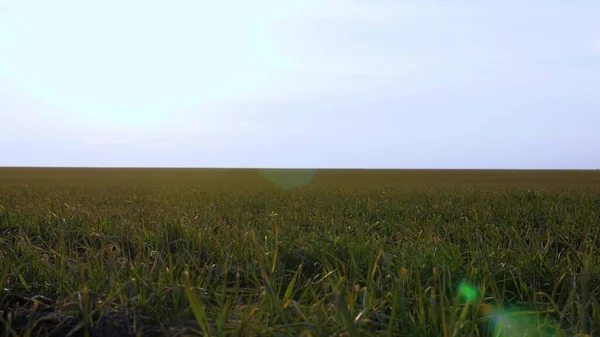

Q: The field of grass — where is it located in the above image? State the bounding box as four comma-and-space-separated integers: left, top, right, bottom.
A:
1, 168, 599, 336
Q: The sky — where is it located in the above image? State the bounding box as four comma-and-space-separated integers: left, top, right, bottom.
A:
0, 0, 598, 169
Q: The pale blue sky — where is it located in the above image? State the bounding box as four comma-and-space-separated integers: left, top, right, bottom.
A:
0, 0, 598, 168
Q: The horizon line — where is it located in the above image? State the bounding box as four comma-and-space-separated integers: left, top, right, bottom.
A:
1, 166, 598, 171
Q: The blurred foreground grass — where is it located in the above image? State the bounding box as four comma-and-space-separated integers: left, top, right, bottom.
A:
0, 168, 599, 336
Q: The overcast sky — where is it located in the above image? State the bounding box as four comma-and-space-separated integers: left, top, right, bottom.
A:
0, 0, 598, 168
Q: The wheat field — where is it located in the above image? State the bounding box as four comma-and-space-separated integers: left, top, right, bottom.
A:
1, 168, 599, 336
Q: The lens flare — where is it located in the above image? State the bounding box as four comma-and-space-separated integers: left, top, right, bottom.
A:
260, 169, 316, 190
458, 282, 479, 303
491, 308, 548, 336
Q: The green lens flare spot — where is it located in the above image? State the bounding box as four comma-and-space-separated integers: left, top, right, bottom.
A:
458, 282, 479, 303
260, 169, 317, 190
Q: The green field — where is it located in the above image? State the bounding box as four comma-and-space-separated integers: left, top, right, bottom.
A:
1, 168, 599, 336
